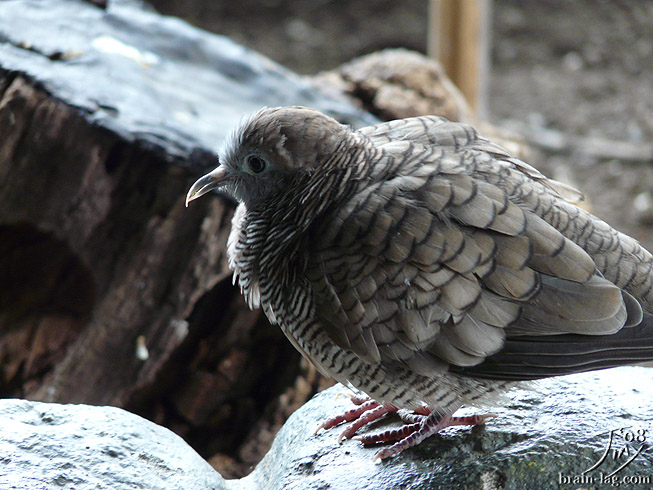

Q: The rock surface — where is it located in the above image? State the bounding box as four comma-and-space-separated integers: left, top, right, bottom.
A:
2, 367, 652, 489
245, 366, 653, 490
0, 398, 228, 490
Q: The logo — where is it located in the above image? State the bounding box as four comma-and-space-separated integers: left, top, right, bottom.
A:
585, 428, 647, 477
558, 427, 651, 487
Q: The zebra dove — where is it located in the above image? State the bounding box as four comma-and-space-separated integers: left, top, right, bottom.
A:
186, 106, 653, 460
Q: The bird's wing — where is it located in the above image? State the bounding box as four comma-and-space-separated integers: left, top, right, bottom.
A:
359, 115, 586, 203
450, 312, 653, 380
364, 116, 653, 307
307, 119, 642, 375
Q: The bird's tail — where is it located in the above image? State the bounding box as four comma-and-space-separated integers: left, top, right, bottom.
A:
451, 312, 653, 381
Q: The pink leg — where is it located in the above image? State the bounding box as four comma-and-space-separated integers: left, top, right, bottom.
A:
348, 394, 373, 406
349, 407, 431, 444
315, 398, 381, 434
315, 394, 398, 442
354, 421, 422, 445
355, 413, 496, 446
315, 393, 496, 460
336, 403, 397, 443
372, 413, 498, 461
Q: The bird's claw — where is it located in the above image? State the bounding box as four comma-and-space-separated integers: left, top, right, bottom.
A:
317, 396, 498, 461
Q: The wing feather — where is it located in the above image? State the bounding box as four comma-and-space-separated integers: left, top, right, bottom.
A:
305, 117, 641, 376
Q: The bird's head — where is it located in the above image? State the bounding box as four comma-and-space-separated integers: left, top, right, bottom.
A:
186, 106, 355, 209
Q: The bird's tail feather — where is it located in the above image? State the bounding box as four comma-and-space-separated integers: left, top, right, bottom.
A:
451, 313, 653, 380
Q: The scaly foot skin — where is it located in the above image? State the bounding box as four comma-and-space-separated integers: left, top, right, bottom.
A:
369, 412, 497, 461
314, 396, 380, 434
317, 394, 497, 461
315, 394, 399, 442
370, 412, 498, 461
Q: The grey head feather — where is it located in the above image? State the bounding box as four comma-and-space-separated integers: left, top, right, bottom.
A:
218, 106, 359, 207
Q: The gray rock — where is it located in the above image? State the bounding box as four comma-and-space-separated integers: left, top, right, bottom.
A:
0, 398, 227, 490
3, 367, 652, 489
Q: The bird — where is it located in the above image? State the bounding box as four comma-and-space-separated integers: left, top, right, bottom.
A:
186, 106, 653, 461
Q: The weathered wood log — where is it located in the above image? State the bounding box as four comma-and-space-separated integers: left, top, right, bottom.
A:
312, 48, 530, 160
0, 69, 237, 422
312, 48, 474, 123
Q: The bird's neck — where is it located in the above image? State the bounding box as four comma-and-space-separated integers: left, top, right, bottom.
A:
231, 137, 369, 308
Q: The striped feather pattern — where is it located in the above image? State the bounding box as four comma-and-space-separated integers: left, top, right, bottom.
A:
190, 106, 653, 414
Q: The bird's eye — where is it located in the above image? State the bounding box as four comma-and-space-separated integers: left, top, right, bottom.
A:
246, 155, 267, 174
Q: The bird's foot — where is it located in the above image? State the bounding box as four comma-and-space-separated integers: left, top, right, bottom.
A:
364, 412, 498, 461
355, 412, 497, 445
315, 394, 398, 442
316, 394, 496, 460
335, 391, 373, 406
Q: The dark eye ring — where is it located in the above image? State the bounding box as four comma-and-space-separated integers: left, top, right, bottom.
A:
246, 155, 267, 174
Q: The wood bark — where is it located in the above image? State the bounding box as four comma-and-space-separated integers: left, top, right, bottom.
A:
0, 73, 319, 473
0, 0, 371, 475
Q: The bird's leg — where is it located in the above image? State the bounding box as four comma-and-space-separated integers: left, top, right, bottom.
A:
346, 393, 375, 406
355, 412, 497, 446
367, 412, 498, 461
397, 406, 432, 422
315, 395, 399, 442
315, 397, 379, 434
335, 402, 398, 443
317, 393, 495, 458
351, 408, 430, 445
354, 420, 422, 445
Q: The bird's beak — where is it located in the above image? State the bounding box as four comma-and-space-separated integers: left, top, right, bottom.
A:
185, 166, 230, 207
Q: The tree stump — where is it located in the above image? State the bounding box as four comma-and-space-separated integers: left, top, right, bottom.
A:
0, 70, 249, 451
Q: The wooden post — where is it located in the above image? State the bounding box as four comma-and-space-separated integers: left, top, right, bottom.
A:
428, 0, 492, 118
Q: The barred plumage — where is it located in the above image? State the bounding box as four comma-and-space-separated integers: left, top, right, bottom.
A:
187, 106, 653, 460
